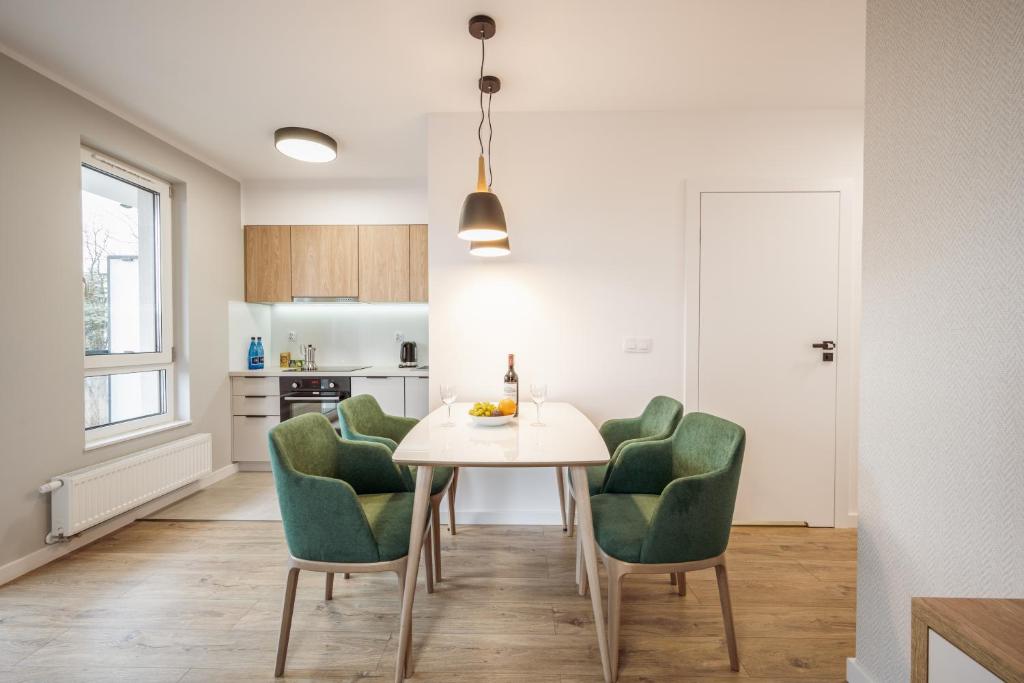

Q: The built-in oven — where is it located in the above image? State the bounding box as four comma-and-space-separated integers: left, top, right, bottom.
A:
279, 376, 351, 428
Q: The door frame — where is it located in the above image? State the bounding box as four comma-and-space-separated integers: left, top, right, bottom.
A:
682, 178, 861, 528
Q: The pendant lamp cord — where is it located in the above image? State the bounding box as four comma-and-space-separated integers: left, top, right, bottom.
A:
475, 32, 495, 190
477, 34, 486, 161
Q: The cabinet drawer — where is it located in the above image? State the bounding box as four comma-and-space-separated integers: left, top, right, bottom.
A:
232, 415, 280, 462
231, 376, 280, 396
232, 395, 280, 416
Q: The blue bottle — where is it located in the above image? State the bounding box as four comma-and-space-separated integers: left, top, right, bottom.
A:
255, 336, 265, 369
247, 337, 258, 370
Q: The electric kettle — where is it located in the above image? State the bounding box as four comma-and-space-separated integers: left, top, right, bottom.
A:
400, 341, 418, 368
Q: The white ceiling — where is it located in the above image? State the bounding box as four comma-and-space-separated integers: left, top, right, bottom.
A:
0, 0, 865, 181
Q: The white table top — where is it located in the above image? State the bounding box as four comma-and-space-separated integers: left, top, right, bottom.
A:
392, 402, 610, 467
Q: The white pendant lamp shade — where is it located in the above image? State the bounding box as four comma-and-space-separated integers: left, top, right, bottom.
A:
469, 235, 511, 257
274, 127, 337, 163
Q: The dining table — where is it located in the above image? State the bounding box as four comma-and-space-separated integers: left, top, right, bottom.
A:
391, 401, 613, 682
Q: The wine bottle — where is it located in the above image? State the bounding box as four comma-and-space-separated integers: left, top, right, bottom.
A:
503, 353, 519, 416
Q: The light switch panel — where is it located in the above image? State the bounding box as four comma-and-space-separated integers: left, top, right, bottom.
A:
636, 337, 652, 353
622, 337, 637, 352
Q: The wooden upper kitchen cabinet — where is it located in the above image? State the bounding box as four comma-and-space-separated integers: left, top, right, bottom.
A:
409, 224, 428, 302
358, 225, 410, 302
244, 225, 291, 302
290, 225, 359, 298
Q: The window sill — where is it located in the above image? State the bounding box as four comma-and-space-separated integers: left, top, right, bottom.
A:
84, 419, 192, 452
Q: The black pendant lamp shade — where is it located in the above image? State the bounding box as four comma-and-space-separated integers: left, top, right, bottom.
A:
469, 235, 511, 257
459, 155, 507, 241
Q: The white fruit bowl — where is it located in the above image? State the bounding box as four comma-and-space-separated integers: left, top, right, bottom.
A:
470, 414, 514, 427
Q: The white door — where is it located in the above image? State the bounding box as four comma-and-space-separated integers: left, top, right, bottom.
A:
698, 191, 840, 527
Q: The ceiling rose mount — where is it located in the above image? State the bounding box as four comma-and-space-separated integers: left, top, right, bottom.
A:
468, 15, 496, 40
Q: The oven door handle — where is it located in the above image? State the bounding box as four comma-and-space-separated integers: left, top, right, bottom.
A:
282, 396, 342, 402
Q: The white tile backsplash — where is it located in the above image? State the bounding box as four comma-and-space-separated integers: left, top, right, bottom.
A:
268, 303, 428, 368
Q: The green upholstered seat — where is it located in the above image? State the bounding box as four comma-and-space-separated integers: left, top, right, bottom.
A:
268, 412, 415, 563
338, 395, 454, 496
583, 395, 684, 495
591, 412, 745, 564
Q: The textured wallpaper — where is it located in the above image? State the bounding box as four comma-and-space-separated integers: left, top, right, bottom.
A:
858, 0, 1024, 680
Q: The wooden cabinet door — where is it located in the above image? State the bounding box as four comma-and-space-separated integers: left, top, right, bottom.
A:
409, 224, 429, 302
290, 225, 359, 298
358, 225, 410, 302
244, 226, 291, 302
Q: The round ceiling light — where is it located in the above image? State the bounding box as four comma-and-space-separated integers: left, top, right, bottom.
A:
274, 127, 337, 163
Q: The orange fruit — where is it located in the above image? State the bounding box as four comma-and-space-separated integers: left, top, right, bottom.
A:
498, 398, 517, 416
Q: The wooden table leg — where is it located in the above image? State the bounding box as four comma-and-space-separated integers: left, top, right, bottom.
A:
570, 465, 612, 683
395, 465, 433, 682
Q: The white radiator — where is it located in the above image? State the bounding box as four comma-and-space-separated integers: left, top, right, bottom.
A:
42, 433, 212, 542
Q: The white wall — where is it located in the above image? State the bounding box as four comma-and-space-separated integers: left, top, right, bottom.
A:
0, 53, 242, 569
428, 109, 864, 524
242, 178, 426, 226
852, 2, 1024, 681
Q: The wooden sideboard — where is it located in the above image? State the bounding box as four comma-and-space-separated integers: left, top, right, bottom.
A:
911, 597, 1024, 682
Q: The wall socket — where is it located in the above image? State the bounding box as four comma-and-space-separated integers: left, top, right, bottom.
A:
395, 332, 405, 343
288, 331, 297, 342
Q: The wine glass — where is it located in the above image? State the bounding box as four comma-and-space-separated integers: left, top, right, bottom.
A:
439, 384, 457, 426
530, 383, 547, 426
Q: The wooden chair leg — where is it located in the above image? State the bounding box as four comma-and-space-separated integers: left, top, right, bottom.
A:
669, 573, 676, 585
577, 534, 588, 597
325, 572, 334, 601
275, 566, 300, 678
343, 573, 350, 579
715, 562, 739, 671
567, 493, 576, 537
555, 466, 568, 531
430, 497, 442, 583
447, 468, 459, 535
608, 562, 625, 682
423, 525, 435, 594
676, 572, 686, 596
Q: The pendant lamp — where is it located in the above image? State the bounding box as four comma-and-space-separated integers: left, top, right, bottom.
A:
459, 15, 510, 254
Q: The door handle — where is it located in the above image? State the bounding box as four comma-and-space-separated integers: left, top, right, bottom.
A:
812, 340, 836, 362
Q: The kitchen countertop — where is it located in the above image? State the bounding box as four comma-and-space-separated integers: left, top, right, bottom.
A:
229, 365, 428, 378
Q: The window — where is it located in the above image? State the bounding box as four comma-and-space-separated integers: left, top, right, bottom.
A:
81, 147, 173, 442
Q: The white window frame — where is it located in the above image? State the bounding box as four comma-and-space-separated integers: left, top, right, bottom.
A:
81, 146, 174, 443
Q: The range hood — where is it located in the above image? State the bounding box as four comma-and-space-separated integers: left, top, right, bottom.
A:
290, 297, 364, 304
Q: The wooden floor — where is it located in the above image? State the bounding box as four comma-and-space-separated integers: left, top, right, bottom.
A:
0, 517, 855, 681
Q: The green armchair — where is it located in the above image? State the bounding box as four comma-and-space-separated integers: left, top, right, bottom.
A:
268, 412, 432, 678
337, 394, 457, 583
587, 411, 746, 678
566, 395, 683, 535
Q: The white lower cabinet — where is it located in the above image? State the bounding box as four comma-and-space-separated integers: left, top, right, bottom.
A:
232, 415, 279, 462
351, 376, 406, 416
928, 630, 1000, 683
404, 377, 429, 418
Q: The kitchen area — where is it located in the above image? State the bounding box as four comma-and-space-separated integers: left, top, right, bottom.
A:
228, 224, 430, 466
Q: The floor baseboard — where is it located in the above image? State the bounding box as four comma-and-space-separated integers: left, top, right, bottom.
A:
0, 463, 239, 586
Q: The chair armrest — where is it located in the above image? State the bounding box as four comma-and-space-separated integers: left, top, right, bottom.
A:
273, 470, 381, 563
335, 438, 410, 494
350, 433, 400, 452
639, 469, 737, 564
599, 417, 642, 455
380, 415, 420, 444
602, 438, 675, 494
